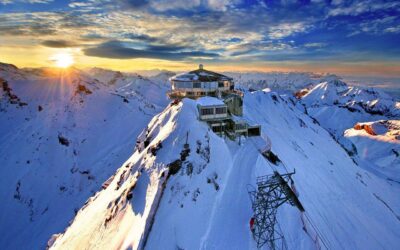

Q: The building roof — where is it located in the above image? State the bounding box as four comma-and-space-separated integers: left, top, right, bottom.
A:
197, 96, 225, 106
170, 65, 233, 82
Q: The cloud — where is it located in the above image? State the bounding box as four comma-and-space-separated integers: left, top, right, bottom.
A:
116, 0, 149, 9
40, 39, 78, 48
79, 33, 107, 41
268, 22, 311, 39
0, 0, 53, 4
123, 33, 159, 43
328, 1, 400, 17
304, 42, 326, 48
1, 0, 399, 66
206, 0, 234, 11
83, 41, 220, 60
0, 22, 57, 36
68, 1, 94, 8
346, 15, 400, 36
148, 0, 236, 12
385, 25, 400, 33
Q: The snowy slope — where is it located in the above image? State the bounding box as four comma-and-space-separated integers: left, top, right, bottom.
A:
344, 120, 400, 182
0, 63, 169, 249
51, 92, 400, 249
86, 67, 171, 108
86, 67, 126, 86
299, 76, 400, 182
305, 76, 399, 116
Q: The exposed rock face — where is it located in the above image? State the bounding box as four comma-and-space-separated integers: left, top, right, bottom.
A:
75, 84, 93, 95
354, 123, 377, 135
1, 78, 28, 107
353, 120, 399, 138
294, 89, 309, 99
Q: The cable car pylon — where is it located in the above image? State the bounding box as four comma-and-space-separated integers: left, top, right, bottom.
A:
247, 170, 304, 249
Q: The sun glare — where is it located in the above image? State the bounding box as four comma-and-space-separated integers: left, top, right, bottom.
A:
51, 53, 74, 68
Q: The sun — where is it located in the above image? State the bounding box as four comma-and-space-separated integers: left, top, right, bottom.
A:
51, 53, 74, 68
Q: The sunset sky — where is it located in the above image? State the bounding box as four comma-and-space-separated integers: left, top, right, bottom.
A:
1, 0, 400, 76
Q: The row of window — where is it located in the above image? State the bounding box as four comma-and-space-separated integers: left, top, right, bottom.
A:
200, 107, 227, 116
201, 108, 214, 115
173, 81, 193, 88
216, 107, 227, 114
173, 81, 232, 89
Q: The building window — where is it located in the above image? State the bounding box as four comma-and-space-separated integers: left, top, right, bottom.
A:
215, 107, 227, 114
235, 123, 247, 130
176, 81, 193, 88
212, 125, 225, 132
193, 82, 201, 88
201, 108, 214, 115
218, 82, 224, 88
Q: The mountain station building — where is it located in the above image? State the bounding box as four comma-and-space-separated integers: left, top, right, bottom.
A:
168, 65, 260, 138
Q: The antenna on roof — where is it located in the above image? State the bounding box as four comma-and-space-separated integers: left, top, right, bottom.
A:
199, 64, 203, 70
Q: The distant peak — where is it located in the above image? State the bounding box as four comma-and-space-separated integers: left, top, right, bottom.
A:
321, 74, 347, 87
0, 62, 19, 71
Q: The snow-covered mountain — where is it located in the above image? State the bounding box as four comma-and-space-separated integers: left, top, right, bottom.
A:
1, 63, 399, 249
0, 62, 28, 80
301, 76, 400, 120
49, 91, 400, 249
227, 72, 325, 93
0, 63, 169, 249
345, 120, 400, 182
299, 76, 400, 182
86, 67, 127, 86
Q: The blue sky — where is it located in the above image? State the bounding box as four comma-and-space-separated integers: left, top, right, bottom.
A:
0, 0, 400, 75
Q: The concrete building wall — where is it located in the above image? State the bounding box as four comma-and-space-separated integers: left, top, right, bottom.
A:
224, 95, 243, 116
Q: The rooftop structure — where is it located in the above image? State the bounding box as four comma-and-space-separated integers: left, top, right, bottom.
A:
196, 96, 261, 138
168, 65, 234, 99
196, 96, 225, 106
197, 97, 228, 122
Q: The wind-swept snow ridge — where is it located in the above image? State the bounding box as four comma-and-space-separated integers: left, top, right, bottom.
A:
49, 99, 217, 249
52, 91, 400, 250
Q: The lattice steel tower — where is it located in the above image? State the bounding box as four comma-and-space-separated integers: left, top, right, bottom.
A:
248, 171, 305, 249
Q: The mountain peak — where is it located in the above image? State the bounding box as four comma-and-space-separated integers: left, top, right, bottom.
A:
0, 62, 19, 70
321, 74, 347, 87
